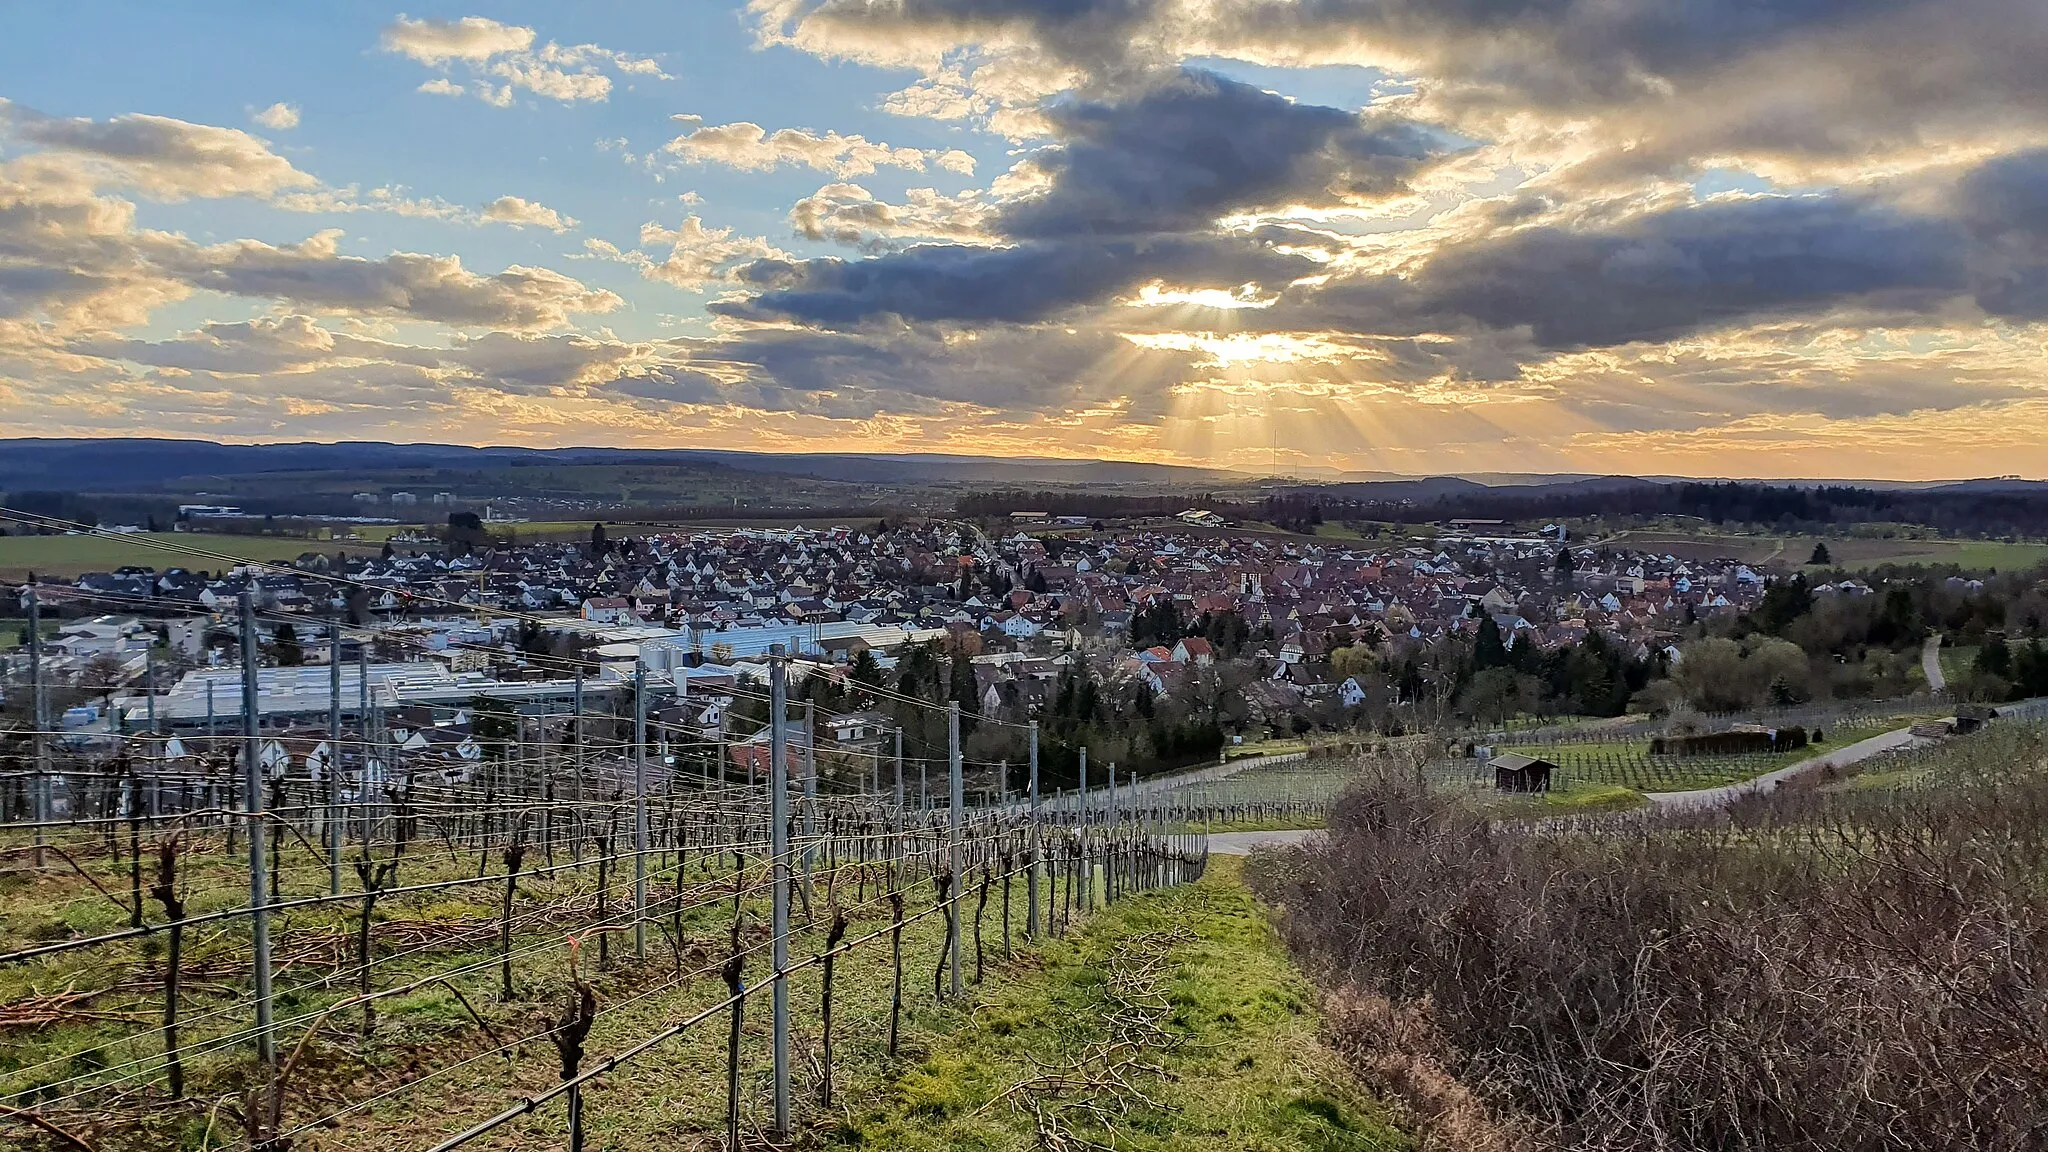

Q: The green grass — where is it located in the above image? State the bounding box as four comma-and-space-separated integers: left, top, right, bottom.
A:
0, 825, 1395, 1152
1939, 644, 1979, 687
1535, 719, 1924, 792
1203, 814, 1331, 833
837, 857, 1407, 1152
0, 532, 380, 579
1598, 529, 2048, 575
1226, 739, 1312, 761
1490, 781, 1645, 817
0, 617, 60, 651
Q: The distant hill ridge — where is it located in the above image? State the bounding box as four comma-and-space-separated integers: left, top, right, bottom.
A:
0, 437, 2035, 494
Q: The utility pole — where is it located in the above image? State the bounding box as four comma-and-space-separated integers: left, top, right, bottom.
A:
1027, 721, 1040, 939
327, 624, 342, 895
948, 700, 964, 999
144, 640, 158, 820
632, 661, 649, 960
239, 592, 275, 1069
1106, 762, 1118, 904
572, 671, 584, 862
1077, 746, 1090, 911
27, 586, 48, 868
893, 725, 905, 866
357, 645, 370, 854
801, 700, 816, 903
768, 646, 791, 1135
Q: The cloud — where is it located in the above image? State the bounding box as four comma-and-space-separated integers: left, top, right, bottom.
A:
1958, 147, 2048, 319
790, 183, 994, 249
381, 15, 535, 63
155, 229, 621, 329
664, 117, 973, 178
1, 102, 316, 199
1248, 155, 2048, 354
381, 15, 670, 106
481, 195, 578, 232
719, 232, 1316, 325
719, 68, 1437, 325
753, 0, 2048, 189
1000, 68, 1441, 238
584, 215, 789, 291
1388, 194, 1970, 349
252, 102, 300, 130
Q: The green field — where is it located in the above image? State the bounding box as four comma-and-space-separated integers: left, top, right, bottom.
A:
1601, 529, 2048, 574
0, 532, 381, 579
0, 617, 59, 651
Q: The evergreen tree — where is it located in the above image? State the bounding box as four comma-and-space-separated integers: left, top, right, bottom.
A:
1757, 573, 1814, 635
1474, 614, 1510, 670
589, 521, 609, 556
1807, 541, 1832, 565
272, 622, 303, 666
848, 648, 885, 700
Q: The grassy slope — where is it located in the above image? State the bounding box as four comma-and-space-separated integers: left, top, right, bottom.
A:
837, 857, 1406, 1152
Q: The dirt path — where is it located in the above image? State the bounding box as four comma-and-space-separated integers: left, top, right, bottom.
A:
1645, 726, 1932, 810
1206, 829, 1321, 855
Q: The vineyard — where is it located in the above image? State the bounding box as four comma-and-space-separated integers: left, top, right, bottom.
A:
0, 648, 1208, 1152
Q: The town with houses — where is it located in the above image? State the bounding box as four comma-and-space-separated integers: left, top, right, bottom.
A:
1, 516, 1818, 785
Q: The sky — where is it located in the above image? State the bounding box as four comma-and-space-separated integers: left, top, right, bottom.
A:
2, 1, 2046, 480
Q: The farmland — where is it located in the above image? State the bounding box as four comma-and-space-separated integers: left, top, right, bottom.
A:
0, 731, 1349, 1152
1600, 527, 2048, 573
0, 533, 381, 581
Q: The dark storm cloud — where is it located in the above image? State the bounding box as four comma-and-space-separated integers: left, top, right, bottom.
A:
717, 232, 1317, 325
1404, 194, 1968, 347
771, 0, 2048, 181
1959, 147, 2048, 320
1265, 151, 2048, 350
667, 323, 1201, 418
1000, 68, 1439, 237
721, 68, 1435, 326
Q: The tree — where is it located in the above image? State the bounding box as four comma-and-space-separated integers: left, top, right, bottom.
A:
446, 512, 488, 558
589, 522, 609, 556
82, 653, 128, 701
848, 648, 885, 701
1749, 637, 1811, 704
1554, 548, 1576, 579
1473, 614, 1510, 670
1756, 573, 1814, 635
471, 697, 518, 763
1868, 585, 1925, 649
273, 622, 303, 667
1330, 642, 1378, 682
1808, 541, 1832, 565
1461, 666, 1530, 728
1673, 637, 1750, 712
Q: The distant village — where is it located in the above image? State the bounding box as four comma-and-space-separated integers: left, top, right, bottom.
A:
4, 515, 1828, 781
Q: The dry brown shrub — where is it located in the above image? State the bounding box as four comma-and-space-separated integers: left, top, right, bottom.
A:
1322, 985, 1553, 1152
1253, 728, 2048, 1152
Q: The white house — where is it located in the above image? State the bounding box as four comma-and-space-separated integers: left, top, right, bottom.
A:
581, 597, 633, 624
